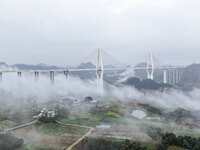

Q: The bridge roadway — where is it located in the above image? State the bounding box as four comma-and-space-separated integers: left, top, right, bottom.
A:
0, 66, 185, 73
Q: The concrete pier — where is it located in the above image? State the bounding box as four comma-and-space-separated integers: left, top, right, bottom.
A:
163, 70, 167, 83
0, 72, 2, 82
35, 72, 39, 81
17, 72, 22, 78
50, 71, 54, 84
64, 70, 69, 79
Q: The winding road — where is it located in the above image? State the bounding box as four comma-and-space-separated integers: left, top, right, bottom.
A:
56, 120, 94, 150
0, 119, 94, 150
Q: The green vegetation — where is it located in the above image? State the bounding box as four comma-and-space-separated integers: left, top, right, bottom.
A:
23, 143, 54, 150
137, 103, 163, 116
23, 143, 35, 150
38, 117, 56, 123
61, 118, 100, 127
0, 107, 38, 125
0, 120, 17, 129
74, 137, 155, 150
123, 77, 172, 91
36, 123, 89, 136
158, 133, 200, 150
140, 124, 163, 141
61, 106, 125, 127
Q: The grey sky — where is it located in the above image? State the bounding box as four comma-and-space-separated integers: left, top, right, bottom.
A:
0, 0, 200, 66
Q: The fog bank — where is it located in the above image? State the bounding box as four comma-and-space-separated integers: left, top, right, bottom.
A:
0, 72, 199, 111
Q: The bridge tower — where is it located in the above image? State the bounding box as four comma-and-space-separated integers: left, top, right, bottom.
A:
147, 52, 154, 80
96, 47, 104, 95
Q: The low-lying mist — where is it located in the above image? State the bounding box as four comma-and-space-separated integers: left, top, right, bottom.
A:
0, 71, 199, 112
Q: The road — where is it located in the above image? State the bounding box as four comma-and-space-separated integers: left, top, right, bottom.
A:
0, 120, 37, 134
56, 120, 94, 150
5, 120, 38, 132
0, 66, 185, 73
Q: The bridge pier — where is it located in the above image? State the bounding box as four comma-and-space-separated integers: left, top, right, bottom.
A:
0, 72, 2, 82
17, 72, 22, 78
171, 70, 174, 84
64, 70, 69, 79
167, 69, 183, 85
50, 71, 54, 84
175, 69, 179, 83
163, 70, 167, 83
35, 72, 39, 81
179, 69, 183, 82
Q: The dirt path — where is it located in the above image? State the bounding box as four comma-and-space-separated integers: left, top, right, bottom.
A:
56, 120, 94, 150
0, 120, 37, 134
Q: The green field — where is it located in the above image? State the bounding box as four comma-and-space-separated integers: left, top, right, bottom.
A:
0, 120, 17, 128
60, 106, 128, 127
22, 143, 55, 150
36, 122, 89, 136
72, 136, 156, 150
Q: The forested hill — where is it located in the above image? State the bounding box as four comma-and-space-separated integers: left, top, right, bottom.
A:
122, 77, 171, 91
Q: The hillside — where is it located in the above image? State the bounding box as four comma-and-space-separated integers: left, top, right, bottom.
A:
179, 63, 200, 89
122, 77, 171, 91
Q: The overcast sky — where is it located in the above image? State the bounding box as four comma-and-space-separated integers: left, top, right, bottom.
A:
0, 0, 200, 66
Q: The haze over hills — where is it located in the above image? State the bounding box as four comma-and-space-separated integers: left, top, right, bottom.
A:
0, 62, 62, 70
77, 62, 95, 69
178, 63, 200, 89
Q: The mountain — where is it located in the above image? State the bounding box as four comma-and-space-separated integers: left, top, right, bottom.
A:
134, 62, 147, 80
122, 77, 171, 91
179, 63, 200, 88
135, 62, 147, 67
36, 63, 50, 68
0, 61, 63, 70
0, 62, 8, 67
12, 64, 60, 70
77, 62, 95, 69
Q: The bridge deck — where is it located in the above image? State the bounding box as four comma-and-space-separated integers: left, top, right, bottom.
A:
0, 66, 185, 73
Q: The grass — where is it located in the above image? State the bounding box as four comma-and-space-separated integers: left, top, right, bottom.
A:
36, 122, 89, 136
0, 123, 8, 128
23, 143, 55, 150
23, 143, 35, 150
73, 136, 155, 150
0, 120, 16, 128
137, 103, 163, 116
61, 112, 121, 127
94, 136, 155, 149
61, 118, 100, 127
61, 106, 125, 127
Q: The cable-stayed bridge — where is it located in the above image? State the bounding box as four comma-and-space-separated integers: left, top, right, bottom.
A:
0, 48, 185, 86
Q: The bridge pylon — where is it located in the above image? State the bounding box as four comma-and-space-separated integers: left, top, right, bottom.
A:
147, 52, 154, 80
96, 47, 104, 96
